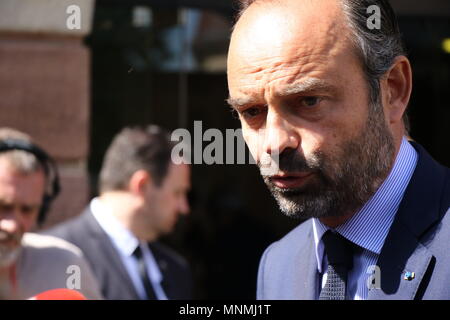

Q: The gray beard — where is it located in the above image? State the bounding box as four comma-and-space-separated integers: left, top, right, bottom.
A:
260, 103, 396, 220
0, 246, 20, 268
0, 230, 22, 268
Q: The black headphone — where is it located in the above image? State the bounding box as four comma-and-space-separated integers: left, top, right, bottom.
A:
0, 139, 61, 225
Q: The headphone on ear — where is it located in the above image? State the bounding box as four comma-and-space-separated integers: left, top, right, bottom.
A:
0, 139, 61, 225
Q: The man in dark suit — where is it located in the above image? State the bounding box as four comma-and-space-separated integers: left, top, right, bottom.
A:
47, 125, 192, 300
226, 0, 450, 299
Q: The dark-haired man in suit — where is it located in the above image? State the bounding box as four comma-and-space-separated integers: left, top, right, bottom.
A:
47, 125, 192, 300
227, 0, 450, 299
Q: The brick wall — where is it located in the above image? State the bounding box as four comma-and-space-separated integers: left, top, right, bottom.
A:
0, 0, 94, 229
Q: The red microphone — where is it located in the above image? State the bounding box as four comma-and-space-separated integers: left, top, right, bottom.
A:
29, 288, 87, 300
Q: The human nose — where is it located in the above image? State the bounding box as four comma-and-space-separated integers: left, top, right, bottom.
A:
262, 108, 300, 156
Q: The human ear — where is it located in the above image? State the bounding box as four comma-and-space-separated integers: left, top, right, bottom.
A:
381, 55, 412, 125
128, 170, 152, 196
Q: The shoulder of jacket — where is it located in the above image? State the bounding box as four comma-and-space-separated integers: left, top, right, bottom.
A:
263, 219, 313, 256
21, 232, 85, 260
151, 242, 189, 269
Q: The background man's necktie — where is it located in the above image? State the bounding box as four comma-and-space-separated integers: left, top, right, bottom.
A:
319, 231, 354, 300
133, 245, 157, 300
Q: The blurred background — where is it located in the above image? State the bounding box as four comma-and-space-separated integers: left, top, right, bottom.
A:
0, 0, 449, 299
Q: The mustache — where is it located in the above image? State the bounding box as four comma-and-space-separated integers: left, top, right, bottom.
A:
0, 230, 21, 244
258, 148, 322, 176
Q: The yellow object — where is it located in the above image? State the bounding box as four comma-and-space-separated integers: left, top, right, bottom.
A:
442, 38, 450, 54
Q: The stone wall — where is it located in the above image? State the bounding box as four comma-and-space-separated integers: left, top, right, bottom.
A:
0, 0, 94, 229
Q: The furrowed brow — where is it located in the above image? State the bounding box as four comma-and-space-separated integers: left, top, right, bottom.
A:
226, 78, 336, 110
226, 96, 259, 110
277, 78, 337, 97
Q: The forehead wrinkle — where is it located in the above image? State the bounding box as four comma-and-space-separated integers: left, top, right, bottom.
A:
228, 71, 330, 109
235, 49, 334, 87
229, 33, 345, 109
275, 78, 335, 97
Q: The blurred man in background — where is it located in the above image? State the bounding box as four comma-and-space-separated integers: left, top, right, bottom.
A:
0, 128, 102, 299
47, 125, 192, 300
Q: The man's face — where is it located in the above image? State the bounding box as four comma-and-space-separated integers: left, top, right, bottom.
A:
227, 0, 396, 221
140, 163, 191, 239
0, 158, 45, 267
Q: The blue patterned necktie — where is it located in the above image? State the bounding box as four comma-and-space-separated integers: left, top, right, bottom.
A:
319, 231, 354, 300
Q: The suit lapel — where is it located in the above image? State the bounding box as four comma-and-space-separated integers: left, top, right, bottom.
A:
293, 222, 318, 299
148, 243, 175, 299
368, 143, 448, 300
83, 210, 141, 299
368, 222, 434, 300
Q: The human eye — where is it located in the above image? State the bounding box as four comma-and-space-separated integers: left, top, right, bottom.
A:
22, 206, 32, 215
240, 105, 267, 120
20, 204, 40, 217
0, 202, 13, 214
299, 96, 321, 108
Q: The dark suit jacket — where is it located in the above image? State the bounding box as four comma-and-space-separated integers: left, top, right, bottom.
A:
257, 142, 450, 299
45, 208, 193, 300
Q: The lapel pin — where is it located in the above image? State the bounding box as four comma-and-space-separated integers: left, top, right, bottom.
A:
404, 271, 415, 281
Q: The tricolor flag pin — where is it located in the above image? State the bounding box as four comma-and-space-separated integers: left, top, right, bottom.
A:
404, 271, 415, 281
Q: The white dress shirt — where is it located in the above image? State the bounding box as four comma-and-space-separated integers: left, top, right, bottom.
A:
312, 137, 418, 300
90, 197, 168, 300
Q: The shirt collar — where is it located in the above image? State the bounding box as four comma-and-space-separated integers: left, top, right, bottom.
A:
90, 197, 139, 257
312, 137, 418, 272
90, 198, 164, 285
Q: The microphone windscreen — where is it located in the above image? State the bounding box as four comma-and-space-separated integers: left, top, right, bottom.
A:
30, 288, 87, 300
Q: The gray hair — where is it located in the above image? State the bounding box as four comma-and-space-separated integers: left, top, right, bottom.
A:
341, 0, 409, 132
235, 0, 410, 133
0, 128, 43, 174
